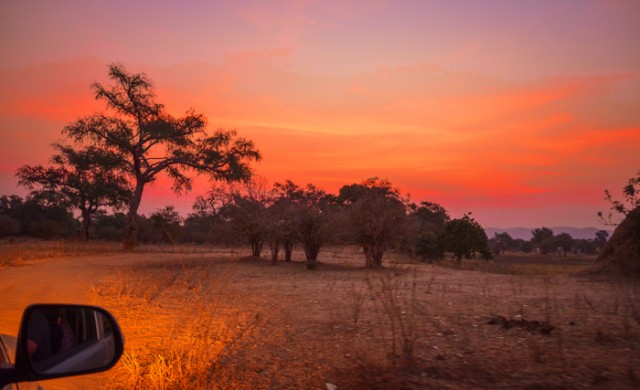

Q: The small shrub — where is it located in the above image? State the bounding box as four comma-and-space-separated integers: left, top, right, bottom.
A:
0, 215, 20, 237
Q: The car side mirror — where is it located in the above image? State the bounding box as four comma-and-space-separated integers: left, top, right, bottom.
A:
13, 304, 124, 383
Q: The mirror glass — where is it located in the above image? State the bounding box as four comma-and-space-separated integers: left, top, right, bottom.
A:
23, 306, 119, 375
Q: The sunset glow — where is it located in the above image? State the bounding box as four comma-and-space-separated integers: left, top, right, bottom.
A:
1, 1, 639, 228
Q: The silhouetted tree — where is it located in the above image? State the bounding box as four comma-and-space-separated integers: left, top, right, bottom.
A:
149, 206, 183, 244
271, 180, 306, 262
415, 231, 444, 261
0, 214, 21, 237
94, 211, 127, 241
16, 145, 130, 240
184, 185, 232, 244
294, 184, 336, 269
0, 195, 24, 237
574, 238, 598, 255
404, 201, 449, 256
594, 230, 609, 251
440, 214, 492, 264
0, 194, 76, 239
408, 201, 449, 231
489, 232, 515, 255
224, 178, 270, 257
531, 227, 556, 254
514, 238, 533, 253
338, 178, 407, 269
554, 232, 574, 256
63, 64, 260, 249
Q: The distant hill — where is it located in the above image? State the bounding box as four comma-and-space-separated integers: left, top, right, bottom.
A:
485, 226, 613, 240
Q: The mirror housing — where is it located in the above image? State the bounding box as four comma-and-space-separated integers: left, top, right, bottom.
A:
11, 304, 124, 384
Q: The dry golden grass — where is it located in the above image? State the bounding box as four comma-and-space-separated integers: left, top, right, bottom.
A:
0, 239, 122, 268
82, 248, 640, 389
88, 259, 262, 389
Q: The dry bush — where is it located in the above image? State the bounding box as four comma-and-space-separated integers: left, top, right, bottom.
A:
366, 270, 422, 368
347, 281, 367, 326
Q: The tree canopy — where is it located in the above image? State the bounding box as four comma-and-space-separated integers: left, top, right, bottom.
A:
63, 64, 260, 248
440, 214, 492, 263
338, 178, 407, 268
16, 144, 130, 240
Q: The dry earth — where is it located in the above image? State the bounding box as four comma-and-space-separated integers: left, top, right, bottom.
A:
1, 242, 639, 389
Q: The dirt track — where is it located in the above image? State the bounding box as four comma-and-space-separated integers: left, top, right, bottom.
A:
0, 252, 213, 336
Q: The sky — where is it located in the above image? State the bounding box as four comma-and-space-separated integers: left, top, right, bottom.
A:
1, 0, 639, 228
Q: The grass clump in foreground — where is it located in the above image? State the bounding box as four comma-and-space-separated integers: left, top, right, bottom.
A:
89, 252, 640, 389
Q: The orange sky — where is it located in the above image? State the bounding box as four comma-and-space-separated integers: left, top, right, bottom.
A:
1, 1, 639, 228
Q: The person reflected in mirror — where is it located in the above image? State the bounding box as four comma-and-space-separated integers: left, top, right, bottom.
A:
27, 309, 52, 361
50, 309, 75, 354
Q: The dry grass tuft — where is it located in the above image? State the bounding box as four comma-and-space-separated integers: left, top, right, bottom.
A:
89, 260, 261, 389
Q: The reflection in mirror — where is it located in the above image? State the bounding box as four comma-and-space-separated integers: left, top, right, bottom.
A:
25, 306, 118, 375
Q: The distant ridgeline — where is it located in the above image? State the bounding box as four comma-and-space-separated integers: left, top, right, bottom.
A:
485, 227, 614, 241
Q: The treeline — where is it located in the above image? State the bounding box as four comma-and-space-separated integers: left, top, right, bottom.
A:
1, 177, 495, 268
1, 176, 608, 268
489, 227, 609, 257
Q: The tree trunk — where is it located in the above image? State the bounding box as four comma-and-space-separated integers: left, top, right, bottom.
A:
363, 244, 384, 269
80, 208, 91, 241
283, 240, 294, 262
304, 242, 320, 261
371, 243, 385, 268
123, 182, 144, 250
269, 240, 280, 265
304, 241, 320, 269
251, 238, 263, 257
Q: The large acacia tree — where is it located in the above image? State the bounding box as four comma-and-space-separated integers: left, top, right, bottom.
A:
64, 64, 260, 248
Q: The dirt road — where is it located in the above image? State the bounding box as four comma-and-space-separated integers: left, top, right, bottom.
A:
1, 252, 215, 335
